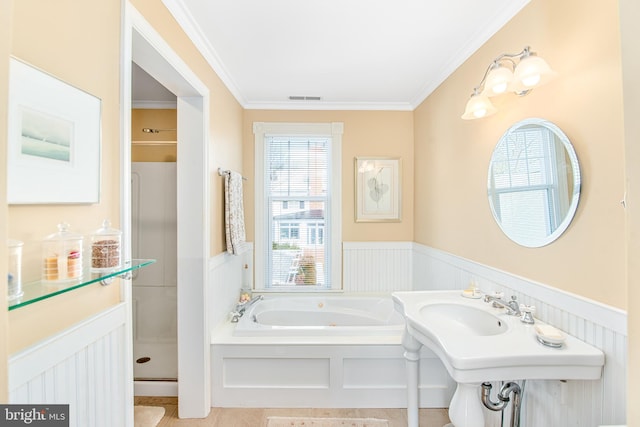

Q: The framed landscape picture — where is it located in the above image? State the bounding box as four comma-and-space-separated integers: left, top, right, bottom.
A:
355, 157, 401, 222
7, 57, 101, 204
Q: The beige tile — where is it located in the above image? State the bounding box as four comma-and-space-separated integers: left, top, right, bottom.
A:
419, 408, 451, 427
135, 397, 451, 427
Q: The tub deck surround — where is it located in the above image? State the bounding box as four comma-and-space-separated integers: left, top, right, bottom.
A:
213, 320, 402, 346
233, 295, 405, 337
211, 326, 455, 409
210, 294, 456, 409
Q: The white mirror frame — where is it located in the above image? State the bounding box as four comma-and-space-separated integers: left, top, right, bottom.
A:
487, 118, 581, 248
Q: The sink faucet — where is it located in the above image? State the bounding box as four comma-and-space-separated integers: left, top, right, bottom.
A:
483, 294, 521, 316
230, 294, 264, 323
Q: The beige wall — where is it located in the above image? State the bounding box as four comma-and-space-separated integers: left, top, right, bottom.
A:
414, 0, 627, 310
131, 109, 177, 162
5, 0, 244, 356
0, 0, 11, 401
1, 0, 635, 421
7, 0, 124, 353
131, 108, 177, 142
620, 0, 639, 424
242, 110, 414, 243
131, 0, 244, 256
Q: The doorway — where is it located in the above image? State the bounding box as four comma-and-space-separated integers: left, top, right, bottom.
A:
131, 64, 178, 386
124, 4, 211, 419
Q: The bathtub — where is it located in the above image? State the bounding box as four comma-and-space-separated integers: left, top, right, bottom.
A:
233, 295, 405, 336
212, 294, 454, 409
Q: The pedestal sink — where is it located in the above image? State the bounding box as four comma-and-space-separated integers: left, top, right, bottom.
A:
392, 290, 604, 427
419, 303, 508, 336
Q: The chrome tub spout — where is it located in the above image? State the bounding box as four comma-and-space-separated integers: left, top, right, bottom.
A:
230, 294, 264, 323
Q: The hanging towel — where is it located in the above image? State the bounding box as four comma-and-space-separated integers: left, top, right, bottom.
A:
224, 170, 248, 255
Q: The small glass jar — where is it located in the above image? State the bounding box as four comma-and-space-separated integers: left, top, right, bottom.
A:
42, 222, 83, 283
90, 220, 121, 272
7, 239, 24, 301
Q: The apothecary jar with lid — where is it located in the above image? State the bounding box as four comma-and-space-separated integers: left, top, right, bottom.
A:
7, 239, 24, 301
42, 222, 83, 283
90, 220, 122, 272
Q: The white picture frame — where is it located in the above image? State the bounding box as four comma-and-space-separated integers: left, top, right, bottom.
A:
7, 58, 101, 204
355, 157, 401, 222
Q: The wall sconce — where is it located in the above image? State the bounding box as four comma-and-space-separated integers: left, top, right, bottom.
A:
461, 46, 556, 120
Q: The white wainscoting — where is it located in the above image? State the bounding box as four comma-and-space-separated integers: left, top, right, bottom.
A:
9, 304, 130, 427
211, 335, 455, 408
413, 243, 627, 427
209, 245, 253, 331
343, 241, 413, 292
210, 241, 626, 424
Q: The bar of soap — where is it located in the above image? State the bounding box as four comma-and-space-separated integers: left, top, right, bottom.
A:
461, 288, 481, 299
535, 324, 564, 339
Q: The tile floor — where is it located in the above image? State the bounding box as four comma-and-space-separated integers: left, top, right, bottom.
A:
134, 397, 451, 427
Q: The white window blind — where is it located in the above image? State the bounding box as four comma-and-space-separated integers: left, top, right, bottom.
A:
267, 136, 329, 288
491, 126, 562, 242
254, 122, 343, 291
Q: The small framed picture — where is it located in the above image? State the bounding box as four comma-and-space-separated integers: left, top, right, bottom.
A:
7, 57, 101, 204
355, 157, 401, 222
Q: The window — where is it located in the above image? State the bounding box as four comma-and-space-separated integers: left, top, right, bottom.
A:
279, 222, 300, 240
254, 122, 343, 290
489, 125, 568, 242
307, 223, 324, 245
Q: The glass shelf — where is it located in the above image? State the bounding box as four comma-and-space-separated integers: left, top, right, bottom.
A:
8, 259, 156, 311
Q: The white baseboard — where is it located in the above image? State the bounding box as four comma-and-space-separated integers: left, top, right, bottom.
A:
134, 380, 178, 397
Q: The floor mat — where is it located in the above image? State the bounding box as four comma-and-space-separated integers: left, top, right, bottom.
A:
266, 417, 389, 427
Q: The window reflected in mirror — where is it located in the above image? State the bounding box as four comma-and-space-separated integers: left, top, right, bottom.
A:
488, 118, 581, 247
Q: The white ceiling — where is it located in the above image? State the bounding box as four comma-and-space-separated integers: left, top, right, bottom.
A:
132, 63, 177, 108
134, 0, 530, 111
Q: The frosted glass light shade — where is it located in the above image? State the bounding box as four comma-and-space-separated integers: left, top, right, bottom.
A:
483, 64, 514, 97
461, 93, 497, 120
512, 54, 556, 92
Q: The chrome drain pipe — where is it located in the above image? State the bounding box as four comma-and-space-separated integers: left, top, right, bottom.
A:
481, 381, 524, 427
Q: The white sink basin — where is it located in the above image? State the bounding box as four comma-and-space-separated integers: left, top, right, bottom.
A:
394, 290, 604, 427
392, 290, 604, 383
419, 303, 508, 336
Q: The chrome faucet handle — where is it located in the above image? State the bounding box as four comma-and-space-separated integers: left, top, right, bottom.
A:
506, 295, 521, 315
519, 304, 536, 324
482, 291, 503, 305
230, 311, 242, 323
492, 291, 504, 308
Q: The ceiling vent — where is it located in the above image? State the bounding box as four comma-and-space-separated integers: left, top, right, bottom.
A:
289, 96, 322, 101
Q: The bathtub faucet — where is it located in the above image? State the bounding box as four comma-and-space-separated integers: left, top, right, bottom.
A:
230, 294, 264, 323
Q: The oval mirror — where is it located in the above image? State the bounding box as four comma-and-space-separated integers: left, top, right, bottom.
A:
487, 118, 581, 247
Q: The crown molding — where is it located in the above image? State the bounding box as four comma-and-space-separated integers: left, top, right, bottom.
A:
410, 1, 531, 108
163, 0, 530, 112
244, 100, 414, 111
162, 0, 247, 106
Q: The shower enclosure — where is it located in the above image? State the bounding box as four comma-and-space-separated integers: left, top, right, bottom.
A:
131, 162, 177, 381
